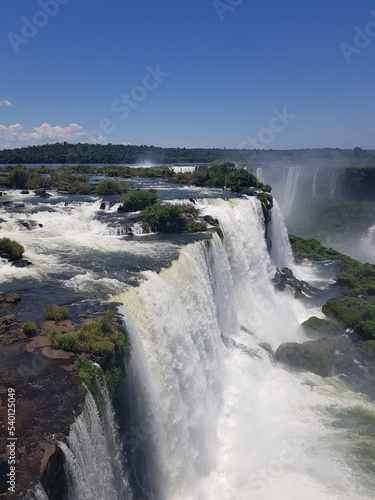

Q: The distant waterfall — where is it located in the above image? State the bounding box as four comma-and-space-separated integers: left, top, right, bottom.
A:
269, 199, 294, 268
360, 224, 375, 264
60, 383, 132, 500
255, 167, 263, 183
283, 166, 301, 215
113, 197, 372, 500
329, 169, 339, 199
312, 167, 320, 197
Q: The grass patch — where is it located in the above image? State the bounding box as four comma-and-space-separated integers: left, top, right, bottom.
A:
22, 322, 36, 335
51, 310, 128, 397
43, 304, 70, 321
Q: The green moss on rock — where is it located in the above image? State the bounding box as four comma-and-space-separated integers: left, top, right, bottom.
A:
300, 316, 342, 338
360, 340, 375, 360
0, 238, 24, 261
275, 338, 334, 377
322, 297, 362, 328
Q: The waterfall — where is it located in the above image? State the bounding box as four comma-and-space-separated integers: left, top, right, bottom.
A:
268, 199, 294, 269
25, 482, 49, 500
329, 169, 338, 200
360, 224, 375, 264
111, 197, 375, 499
282, 166, 301, 215
255, 167, 263, 183
60, 382, 132, 500
312, 167, 320, 197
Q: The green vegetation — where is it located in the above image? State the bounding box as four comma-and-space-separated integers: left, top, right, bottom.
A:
289, 235, 375, 297
50, 310, 128, 397
49, 321, 114, 355
0, 238, 24, 261
120, 189, 159, 212
22, 322, 36, 335
361, 341, 375, 360
360, 321, 375, 338
139, 202, 208, 233
286, 198, 375, 248
96, 180, 121, 196
140, 203, 186, 232
290, 234, 375, 345
185, 220, 207, 233
2, 143, 375, 167
322, 297, 363, 328
300, 316, 341, 337
7, 165, 43, 189
43, 304, 70, 321
49, 310, 125, 356
169, 162, 262, 194
275, 338, 334, 377
258, 192, 274, 220
76, 356, 103, 403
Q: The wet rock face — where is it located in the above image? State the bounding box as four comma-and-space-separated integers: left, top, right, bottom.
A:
0, 293, 86, 498
0, 342, 86, 498
11, 259, 32, 268
275, 338, 335, 377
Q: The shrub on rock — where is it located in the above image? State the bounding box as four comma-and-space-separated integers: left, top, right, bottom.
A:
0, 238, 24, 261
120, 189, 159, 212
43, 304, 70, 321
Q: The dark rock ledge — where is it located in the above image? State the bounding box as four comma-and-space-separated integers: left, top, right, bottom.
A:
0, 293, 86, 499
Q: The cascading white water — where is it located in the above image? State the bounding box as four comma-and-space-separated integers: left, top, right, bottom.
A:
329, 169, 339, 200
360, 224, 375, 264
25, 482, 49, 500
0, 198, 178, 283
283, 166, 301, 215
268, 199, 294, 269
312, 167, 320, 197
255, 167, 263, 183
113, 197, 375, 499
60, 383, 132, 500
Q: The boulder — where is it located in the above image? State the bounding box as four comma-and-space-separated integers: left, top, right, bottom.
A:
18, 220, 40, 231
0, 292, 21, 305
0, 314, 17, 334
275, 338, 335, 377
34, 189, 52, 198
41, 320, 74, 334
12, 258, 32, 267
273, 267, 315, 298
299, 316, 342, 338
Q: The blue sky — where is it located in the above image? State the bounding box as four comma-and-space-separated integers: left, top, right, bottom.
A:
0, 0, 374, 150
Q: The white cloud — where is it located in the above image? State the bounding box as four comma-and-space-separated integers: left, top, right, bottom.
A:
0, 99, 12, 107
0, 122, 107, 149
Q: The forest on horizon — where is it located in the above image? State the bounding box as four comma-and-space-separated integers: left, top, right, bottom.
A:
1, 142, 375, 166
